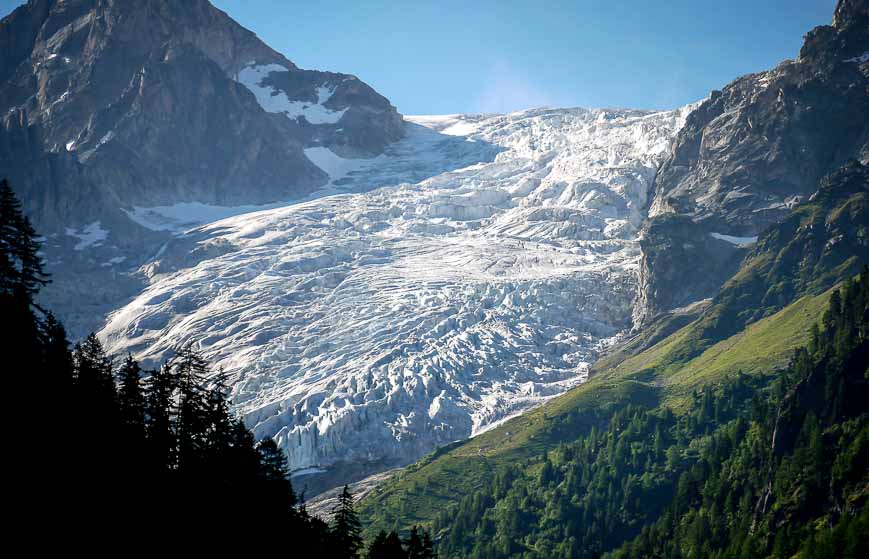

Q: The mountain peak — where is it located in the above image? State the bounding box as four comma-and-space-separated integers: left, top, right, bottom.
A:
833, 0, 869, 30
0, 0, 403, 233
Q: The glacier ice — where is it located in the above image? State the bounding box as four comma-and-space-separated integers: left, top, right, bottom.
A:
710, 232, 758, 247
99, 106, 695, 482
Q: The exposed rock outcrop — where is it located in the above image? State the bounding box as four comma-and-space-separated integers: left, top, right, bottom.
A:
0, 0, 403, 232
0, 0, 404, 336
635, 0, 869, 326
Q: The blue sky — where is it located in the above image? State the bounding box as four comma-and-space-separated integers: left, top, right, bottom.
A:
2, 0, 835, 114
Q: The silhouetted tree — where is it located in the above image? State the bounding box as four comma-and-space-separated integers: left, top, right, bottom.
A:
367, 530, 407, 559
332, 485, 364, 558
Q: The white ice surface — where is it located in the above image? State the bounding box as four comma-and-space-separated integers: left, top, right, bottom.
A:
844, 51, 869, 64
66, 222, 108, 250
710, 232, 758, 247
237, 63, 347, 125
101, 106, 695, 476
124, 201, 292, 233
303, 147, 370, 183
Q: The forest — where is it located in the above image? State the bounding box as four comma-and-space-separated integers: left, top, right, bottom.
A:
1, 179, 434, 557
429, 273, 868, 558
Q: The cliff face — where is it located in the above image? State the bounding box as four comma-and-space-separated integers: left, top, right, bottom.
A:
0, 0, 404, 231
635, 0, 869, 326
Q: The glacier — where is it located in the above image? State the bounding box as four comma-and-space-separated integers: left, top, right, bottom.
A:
99, 106, 695, 487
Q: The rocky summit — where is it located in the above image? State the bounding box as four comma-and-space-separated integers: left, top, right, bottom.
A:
0, 0, 403, 335
634, 0, 868, 326
0, 0, 403, 231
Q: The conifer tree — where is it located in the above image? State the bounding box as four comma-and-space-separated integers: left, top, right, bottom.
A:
0, 178, 48, 296
144, 364, 178, 472
0, 180, 48, 389
256, 438, 299, 519
170, 344, 209, 473
367, 530, 407, 559
404, 527, 424, 559
42, 312, 73, 388
203, 368, 233, 466
117, 354, 145, 441
73, 334, 116, 418
332, 485, 364, 559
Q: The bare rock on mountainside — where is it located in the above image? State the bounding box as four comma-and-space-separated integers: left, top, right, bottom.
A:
0, 0, 403, 336
0, 0, 404, 232
634, 0, 869, 326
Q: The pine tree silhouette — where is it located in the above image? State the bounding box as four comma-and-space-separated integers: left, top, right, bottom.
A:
117, 354, 146, 440
367, 530, 407, 559
0, 179, 48, 297
144, 364, 178, 473
332, 485, 364, 558
1, 180, 429, 546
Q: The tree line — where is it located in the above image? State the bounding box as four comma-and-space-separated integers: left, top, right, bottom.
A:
428, 271, 869, 558
1, 178, 434, 555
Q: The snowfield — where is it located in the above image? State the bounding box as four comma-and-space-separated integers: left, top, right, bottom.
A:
238, 63, 348, 124
100, 106, 695, 482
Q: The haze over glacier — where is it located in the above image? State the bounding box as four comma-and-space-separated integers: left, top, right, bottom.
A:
100, 104, 695, 484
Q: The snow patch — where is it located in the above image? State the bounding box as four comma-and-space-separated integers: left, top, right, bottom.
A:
101, 256, 127, 267
66, 222, 108, 250
238, 63, 347, 125
844, 51, 869, 64
124, 201, 290, 233
710, 232, 758, 247
291, 467, 327, 478
304, 147, 370, 182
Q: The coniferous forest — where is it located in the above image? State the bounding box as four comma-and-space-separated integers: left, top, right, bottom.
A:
1, 179, 434, 557
428, 272, 869, 558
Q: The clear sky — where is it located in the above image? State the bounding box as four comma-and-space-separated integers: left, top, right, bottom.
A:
2, 0, 836, 115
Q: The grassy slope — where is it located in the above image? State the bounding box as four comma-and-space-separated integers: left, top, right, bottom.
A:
358, 288, 833, 535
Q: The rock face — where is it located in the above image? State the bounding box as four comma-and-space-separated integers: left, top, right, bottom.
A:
634, 0, 869, 326
98, 107, 694, 492
0, 0, 403, 231
0, 0, 403, 336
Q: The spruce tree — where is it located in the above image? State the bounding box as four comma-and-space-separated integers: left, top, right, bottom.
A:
332, 485, 364, 559
0, 180, 48, 392
144, 364, 178, 473
256, 438, 299, 519
0, 179, 48, 297
367, 530, 407, 559
73, 334, 116, 409
117, 354, 145, 441
170, 344, 209, 473
203, 369, 233, 467
42, 312, 73, 388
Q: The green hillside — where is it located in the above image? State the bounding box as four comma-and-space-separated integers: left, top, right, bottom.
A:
358, 286, 833, 536
357, 162, 869, 555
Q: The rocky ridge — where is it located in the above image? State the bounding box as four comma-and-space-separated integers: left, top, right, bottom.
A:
634, 0, 868, 326
0, 0, 403, 228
